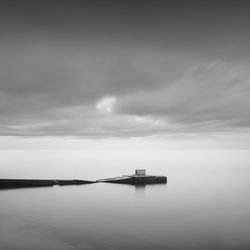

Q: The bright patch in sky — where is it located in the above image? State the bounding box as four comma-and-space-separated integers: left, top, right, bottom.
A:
134, 116, 163, 126
96, 96, 117, 113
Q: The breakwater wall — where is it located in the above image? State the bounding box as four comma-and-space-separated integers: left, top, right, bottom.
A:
0, 179, 94, 189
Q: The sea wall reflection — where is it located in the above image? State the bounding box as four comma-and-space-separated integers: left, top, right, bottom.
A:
135, 183, 167, 199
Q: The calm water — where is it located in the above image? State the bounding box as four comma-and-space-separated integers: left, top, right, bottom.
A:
0, 150, 250, 250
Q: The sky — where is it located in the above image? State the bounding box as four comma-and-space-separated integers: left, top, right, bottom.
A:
0, 0, 250, 149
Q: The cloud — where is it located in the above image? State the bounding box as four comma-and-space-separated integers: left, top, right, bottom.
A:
96, 96, 117, 113
117, 61, 250, 131
0, 38, 249, 138
0, 40, 199, 137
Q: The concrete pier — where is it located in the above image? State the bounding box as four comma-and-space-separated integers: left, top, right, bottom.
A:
0, 170, 166, 189
54, 179, 94, 185
97, 169, 167, 185
0, 179, 95, 189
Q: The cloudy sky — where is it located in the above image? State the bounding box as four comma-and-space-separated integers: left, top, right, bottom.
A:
0, 1, 250, 148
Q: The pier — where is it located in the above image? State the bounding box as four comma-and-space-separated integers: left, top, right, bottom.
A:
1, 170, 167, 189
0, 179, 95, 189
97, 169, 167, 185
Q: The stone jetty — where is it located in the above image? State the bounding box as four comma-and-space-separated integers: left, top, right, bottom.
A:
97, 169, 167, 185
0, 169, 167, 189
0, 179, 95, 189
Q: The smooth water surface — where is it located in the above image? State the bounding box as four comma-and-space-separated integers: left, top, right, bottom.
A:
0, 150, 250, 250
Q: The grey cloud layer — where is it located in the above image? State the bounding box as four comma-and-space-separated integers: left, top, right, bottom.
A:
0, 0, 250, 137
0, 41, 249, 137
0, 42, 196, 136
117, 62, 250, 129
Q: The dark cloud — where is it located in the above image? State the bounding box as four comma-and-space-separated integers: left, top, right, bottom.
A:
0, 1, 250, 137
117, 62, 250, 131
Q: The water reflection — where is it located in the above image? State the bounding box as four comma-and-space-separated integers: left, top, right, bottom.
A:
135, 184, 146, 199
0, 185, 57, 191
134, 183, 167, 199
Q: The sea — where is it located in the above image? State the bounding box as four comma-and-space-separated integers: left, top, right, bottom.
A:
0, 150, 250, 250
